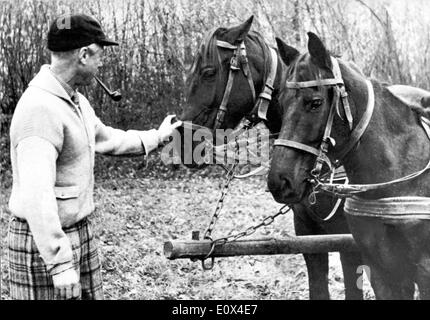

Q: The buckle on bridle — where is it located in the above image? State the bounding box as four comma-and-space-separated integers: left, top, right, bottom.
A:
324, 136, 336, 147
230, 56, 240, 70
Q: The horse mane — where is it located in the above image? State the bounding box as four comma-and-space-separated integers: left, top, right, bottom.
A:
337, 59, 430, 119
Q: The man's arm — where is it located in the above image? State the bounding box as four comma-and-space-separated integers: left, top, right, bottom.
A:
15, 137, 81, 299
15, 137, 75, 274
94, 115, 182, 156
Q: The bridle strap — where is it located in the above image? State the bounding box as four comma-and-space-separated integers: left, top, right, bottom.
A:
286, 78, 344, 89
274, 57, 375, 181
216, 40, 238, 50
213, 37, 279, 130
319, 122, 430, 197
214, 40, 256, 130
312, 86, 340, 176
239, 42, 256, 103
273, 87, 339, 176
249, 47, 278, 121
214, 62, 237, 130
318, 117, 430, 197
336, 79, 375, 160
214, 41, 242, 130
274, 139, 333, 171
331, 58, 353, 130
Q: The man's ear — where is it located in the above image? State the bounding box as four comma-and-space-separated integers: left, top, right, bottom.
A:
224, 16, 254, 44
275, 37, 300, 66
78, 47, 89, 64
307, 32, 332, 69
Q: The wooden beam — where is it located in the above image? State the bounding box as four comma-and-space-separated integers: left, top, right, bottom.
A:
164, 234, 358, 260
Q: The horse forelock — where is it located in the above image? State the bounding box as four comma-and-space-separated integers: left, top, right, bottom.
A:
186, 28, 223, 94
186, 28, 267, 94
202, 28, 223, 68
288, 53, 324, 84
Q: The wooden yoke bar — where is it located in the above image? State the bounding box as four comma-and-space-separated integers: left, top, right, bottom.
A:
164, 234, 358, 260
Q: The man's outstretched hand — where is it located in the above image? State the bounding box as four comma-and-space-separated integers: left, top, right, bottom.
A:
158, 114, 183, 143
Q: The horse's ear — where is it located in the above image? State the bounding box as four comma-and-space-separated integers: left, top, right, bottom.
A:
225, 16, 254, 44
307, 32, 332, 69
275, 37, 300, 66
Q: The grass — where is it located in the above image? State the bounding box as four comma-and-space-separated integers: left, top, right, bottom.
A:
1, 171, 374, 300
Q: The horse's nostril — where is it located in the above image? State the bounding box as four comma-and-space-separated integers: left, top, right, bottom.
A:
268, 171, 296, 201
280, 175, 292, 192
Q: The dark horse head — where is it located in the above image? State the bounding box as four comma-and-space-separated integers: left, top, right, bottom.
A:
176, 16, 288, 168
268, 33, 365, 203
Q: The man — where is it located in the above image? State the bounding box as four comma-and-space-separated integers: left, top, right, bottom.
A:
7, 13, 181, 300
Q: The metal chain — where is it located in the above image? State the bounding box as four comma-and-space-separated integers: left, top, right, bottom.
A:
205, 204, 291, 255
200, 204, 291, 270
199, 125, 292, 270
202, 127, 246, 241
200, 152, 239, 270
203, 161, 238, 241
200, 164, 292, 269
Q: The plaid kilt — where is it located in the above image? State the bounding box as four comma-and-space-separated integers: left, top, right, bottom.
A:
8, 216, 103, 300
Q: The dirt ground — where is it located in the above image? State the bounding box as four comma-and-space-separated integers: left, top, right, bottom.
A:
0, 173, 375, 300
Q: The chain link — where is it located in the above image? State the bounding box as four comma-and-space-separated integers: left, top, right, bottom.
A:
199, 123, 292, 269
203, 129, 244, 241
203, 204, 291, 260
203, 161, 238, 241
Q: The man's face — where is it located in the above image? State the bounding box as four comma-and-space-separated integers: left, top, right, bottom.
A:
77, 43, 104, 86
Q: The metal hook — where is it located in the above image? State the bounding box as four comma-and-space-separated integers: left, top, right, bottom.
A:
230, 56, 240, 71
201, 239, 217, 271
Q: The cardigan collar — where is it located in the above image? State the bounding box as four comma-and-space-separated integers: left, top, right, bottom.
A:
29, 64, 78, 106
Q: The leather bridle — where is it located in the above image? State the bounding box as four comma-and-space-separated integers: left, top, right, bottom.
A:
274, 57, 375, 184
273, 56, 430, 198
212, 36, 278, 130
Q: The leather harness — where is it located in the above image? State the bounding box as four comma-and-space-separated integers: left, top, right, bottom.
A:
213, 38, 278, 130
273, 56, 430, 199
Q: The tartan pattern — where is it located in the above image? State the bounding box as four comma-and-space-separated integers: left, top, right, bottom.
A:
8, 217, 103, 300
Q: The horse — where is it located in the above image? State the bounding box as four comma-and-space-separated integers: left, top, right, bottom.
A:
268, 32, 430, 299
176, 16, 364, 300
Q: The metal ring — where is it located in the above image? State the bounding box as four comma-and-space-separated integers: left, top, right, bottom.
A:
201, 257, 215, 271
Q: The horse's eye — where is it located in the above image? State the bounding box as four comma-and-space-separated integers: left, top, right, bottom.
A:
310, 98, 323, 110
201, 68, 216, 79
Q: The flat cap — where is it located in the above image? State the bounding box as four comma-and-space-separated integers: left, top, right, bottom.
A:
47, 14, 118, 52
